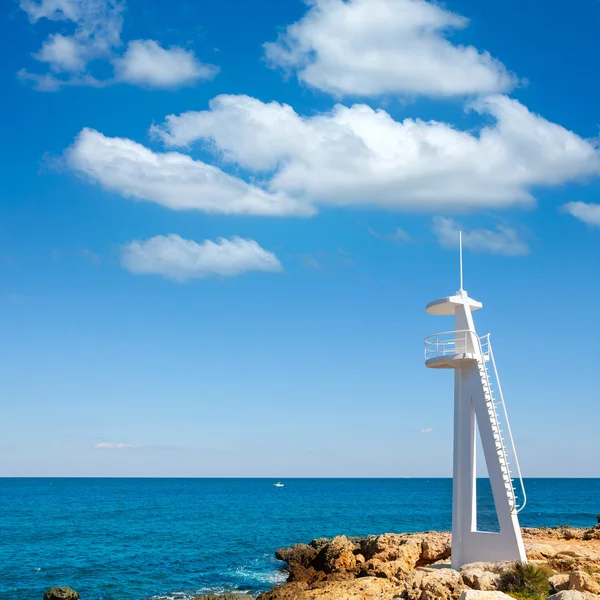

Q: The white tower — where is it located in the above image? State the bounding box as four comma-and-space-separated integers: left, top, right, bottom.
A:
424, 234, 527, 568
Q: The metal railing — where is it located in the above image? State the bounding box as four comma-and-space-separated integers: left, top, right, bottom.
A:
424, 329, 478, 362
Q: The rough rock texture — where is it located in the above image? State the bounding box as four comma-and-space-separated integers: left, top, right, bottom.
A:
460, 567, 501, 591
568, 571, 600, 595
43, 588, 80, 600
258, 577, 403, 600
459, 592, 514, 600
258, 527, 600, 600
547, 592, 600, 600
549, 573, 571, 591
400, 568, 466, 600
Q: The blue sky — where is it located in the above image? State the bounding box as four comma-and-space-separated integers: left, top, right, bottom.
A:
1, 0, 600, 477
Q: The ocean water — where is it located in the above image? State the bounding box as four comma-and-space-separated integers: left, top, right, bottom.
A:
1, 478, 598, 600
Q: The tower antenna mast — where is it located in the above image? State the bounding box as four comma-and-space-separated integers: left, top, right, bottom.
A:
459, 231, 464, 291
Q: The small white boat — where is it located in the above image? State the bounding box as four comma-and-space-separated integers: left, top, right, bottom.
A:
274, 482, 284, 487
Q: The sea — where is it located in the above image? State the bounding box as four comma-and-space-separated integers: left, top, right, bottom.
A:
1, 478, 598, 600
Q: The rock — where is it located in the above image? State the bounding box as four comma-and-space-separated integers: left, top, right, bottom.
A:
360, 534, 423, 571
420, 569, 466, 600
546, 591, 600, 600
399, 568, 465, 600
315, 535, 358, 575
286, 564, 323, 584
526, 544, 559, 560
458, 592, 514, 600
568, 571, 600, 594
360, 557, 414, 581
257, 577, 403, 600
43, 587, 80, 600
460, 568, 501, 591
193, 595, 253, 600
420, 534, 452, 563
549, 574, 570, 591
276, 543, 318, 568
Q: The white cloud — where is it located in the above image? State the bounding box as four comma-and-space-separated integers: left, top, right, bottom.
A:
34, 33, 86, 72
561, 202, 600, 228
95, 442, 139, 449
20, 0, 124, 78
19, 0, 217, 91
432, 217, 529, 256
113, 40, 218, 89
20, 0, 82, 21
65, 128, 312, 216
420, 428, 433, 433
152, 94, 600, 212
263, 0, 516, 98
120, 235, 283, 281
368, 226, 412, 243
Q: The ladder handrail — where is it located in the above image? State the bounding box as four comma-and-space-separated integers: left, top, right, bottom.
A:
471, 332, 516, 511
482, 334, 527, 514
424, 329, 527, 514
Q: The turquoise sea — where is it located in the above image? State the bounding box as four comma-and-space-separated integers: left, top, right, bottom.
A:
1, 478, 598, 600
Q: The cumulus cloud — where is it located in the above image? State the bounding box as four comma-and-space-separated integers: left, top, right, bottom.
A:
420, 428, 433, 433
263, 0, 516, 98
19, 0, 217, 91
120, 234, 283, 281
20, 0, 123, 85
95, 442, 139, 449
152, 94, 600, 212
432, 217, 529, 256
34, 33, 86, 72
65, 128, 312, 216
113, 40, 218, 88
561, 202, 600, 228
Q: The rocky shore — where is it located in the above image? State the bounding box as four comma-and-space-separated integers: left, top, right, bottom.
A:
43, 526, 600, 600
254, 526, 600, 600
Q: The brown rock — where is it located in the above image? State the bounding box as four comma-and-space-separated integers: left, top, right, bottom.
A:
360, 557, 413, 581
460, 568, 501, 591
360, 534, 423, 572
43, 587, 80, 600
257, 577, 403, 600
526, 543, 559, 560
276, 544, 318, 568
317, 536, 358, 575
458, 593, 514, 600
361, 534, 410, 561
549, 574, 570, 591
546, 591, 600, 600
568, 571, 600, 594
420, 534, 452, 563
287, 564, 323, 584
398, 568, 465, 600
420, 569, 466, 600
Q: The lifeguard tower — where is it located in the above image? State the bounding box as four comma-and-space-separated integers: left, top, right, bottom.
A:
424, 234, 527, 568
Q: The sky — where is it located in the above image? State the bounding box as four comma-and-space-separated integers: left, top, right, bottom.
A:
1, 0, 600, 478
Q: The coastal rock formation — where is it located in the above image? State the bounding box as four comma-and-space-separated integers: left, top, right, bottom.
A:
568, 572, 600, 595
547, 592, 600, 600
459, 592, 514, 600
43, 587, 80, 600
258, 576, 404, 600
460, 566, 502, 591
259, 527, 600, 600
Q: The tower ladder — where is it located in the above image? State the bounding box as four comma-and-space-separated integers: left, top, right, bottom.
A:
476, 334, 526, 513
